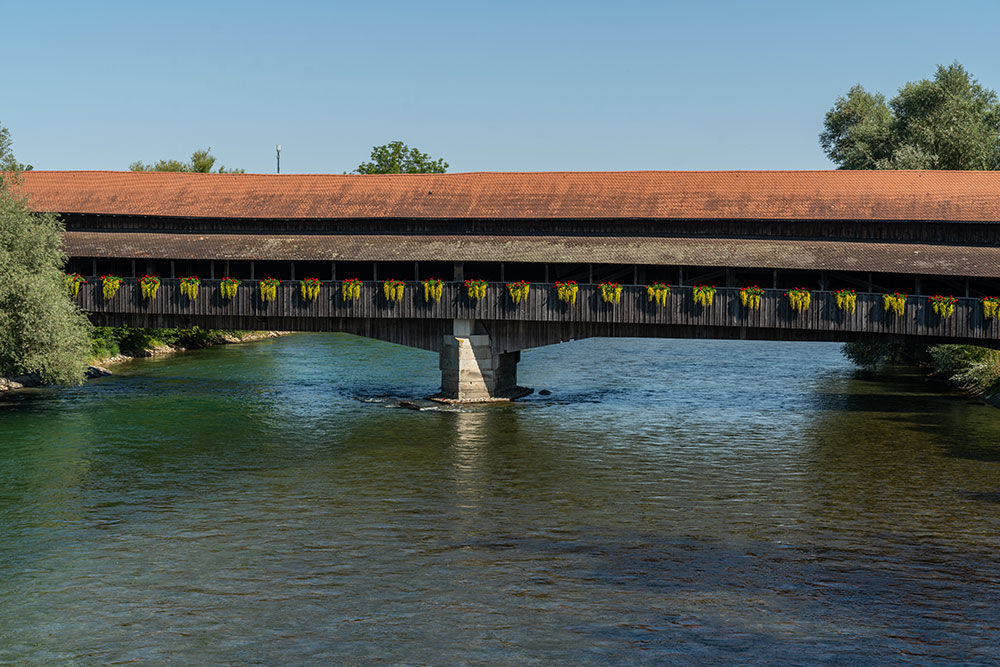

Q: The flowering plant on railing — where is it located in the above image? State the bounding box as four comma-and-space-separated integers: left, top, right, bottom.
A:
929, 294, 957, 318
422, 277, 443, 302
220, 277, 240, 299
835, 289, 857, 313
465, 279, 488, 300
646, 283, 670, 306
555, 280, 578, 305
982, 296, 1000, 319
507, 280, 530, 304
786, 287, 811, 312
341, 278, 361, 301
300, 277, 321, 301
692, 284, 716, 308
600, 282, 623, 304
65, 273, 86, 297
179, 275, 200, 300
100, 275, 123, 300
883, 292, 907, 316
382, 278, 405, 302
259, 277, 280, 302
739, 285, 764, 309
139, 275, 161, 299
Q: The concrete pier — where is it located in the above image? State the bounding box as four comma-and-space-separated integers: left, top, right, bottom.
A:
436, 319, 528, 402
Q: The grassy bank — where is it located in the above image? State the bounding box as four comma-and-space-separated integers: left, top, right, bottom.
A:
90, 326, 282, 364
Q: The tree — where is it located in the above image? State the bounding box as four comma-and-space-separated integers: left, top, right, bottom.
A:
0, 123, 32, 176
821, 62, 1000, 170
352, 141, 448, 174
0, 123, 91, 384
130, 147, 244, 173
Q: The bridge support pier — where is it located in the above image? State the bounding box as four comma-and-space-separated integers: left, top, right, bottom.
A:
434, 320, 530, 403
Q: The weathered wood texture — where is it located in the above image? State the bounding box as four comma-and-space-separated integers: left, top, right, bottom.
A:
76, 279, 1000, 352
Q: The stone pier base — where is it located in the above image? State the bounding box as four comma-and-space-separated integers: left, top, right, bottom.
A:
432, 320, 532, 403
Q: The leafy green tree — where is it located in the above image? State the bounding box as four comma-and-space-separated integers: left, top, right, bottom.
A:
352, 141, 448, 174
130, 147, 244, 173
821, 62, 1000, 170
1, 123, 32, 178
0, 129, 91, 384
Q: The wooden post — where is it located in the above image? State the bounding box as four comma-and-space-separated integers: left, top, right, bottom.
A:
633, 265, 638, 286
725, 268, 736, 288
373, 262, 378, 282
170, 260, 175, 279
454, 261, 464, 282
225, 260, 230, 277
965, 278, 970, 298
500, 262, 505, 283
772, 269, 777, 289
588, 263, 593, 284
131, 259, 136, 278
679, 267, 684, 286
819, 270, 827, 291
210, 261, 214, 279
332, 262, 336, 281
914, 276, 922, 296
92, 258, 97, 277
250, 261, 255, 281
414, 261, 419, 282
290, 261, 295, 281
543, 264, 548, 283
867, 273, 873, 292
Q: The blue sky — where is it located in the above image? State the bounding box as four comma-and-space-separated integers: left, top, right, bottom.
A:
3, 0, 998, 173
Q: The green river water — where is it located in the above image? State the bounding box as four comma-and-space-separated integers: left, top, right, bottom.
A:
1, 335, 998, 665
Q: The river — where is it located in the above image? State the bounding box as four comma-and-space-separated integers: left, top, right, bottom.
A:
1, 335, 998, 665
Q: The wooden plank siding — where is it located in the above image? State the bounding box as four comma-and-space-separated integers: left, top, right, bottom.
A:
75, 279, 1000, 351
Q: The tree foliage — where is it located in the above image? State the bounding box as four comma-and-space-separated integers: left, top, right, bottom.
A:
130, 147, 244, 174
352, 141, 448, 174
0, 182, 91, 385
0, 123, 32, 176
821, 62, 1000, 170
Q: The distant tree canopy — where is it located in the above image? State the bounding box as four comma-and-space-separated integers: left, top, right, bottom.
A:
130, 148, 244, 174
820, 62, 1000, 170
352, 141, 448, 174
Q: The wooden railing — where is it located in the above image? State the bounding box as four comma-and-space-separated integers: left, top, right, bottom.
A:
71, 278, 1000, 344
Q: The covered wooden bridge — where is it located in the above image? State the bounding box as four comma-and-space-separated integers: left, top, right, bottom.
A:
18, 169, 1000, 401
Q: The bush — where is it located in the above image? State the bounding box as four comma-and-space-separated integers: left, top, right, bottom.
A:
929, 345, 1000, 394
841, 342, 931, 369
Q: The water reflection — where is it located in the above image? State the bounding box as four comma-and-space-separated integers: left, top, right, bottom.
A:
0, 336, 999, 663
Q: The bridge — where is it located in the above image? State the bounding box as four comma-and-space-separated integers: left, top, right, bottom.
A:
19, 169, 1000, 401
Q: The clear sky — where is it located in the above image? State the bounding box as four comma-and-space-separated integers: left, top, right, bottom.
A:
3, 0, 998, 174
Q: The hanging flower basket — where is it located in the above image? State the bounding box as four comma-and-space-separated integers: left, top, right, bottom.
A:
646, 283, 670, 306
465, 279, 488, 300
883, 292, 907, 316
300, 277, 321, 301
179, 275, 200, 300
65, 273, 86, 297
382, 279, 405, 302
834, 289, 856, 313
422, 277, 443, 302
555, 281, 578, 305
139, 275, 161, 300
786, 286, 811, 312
692, 284, 716, 308
220, 277, 240, 300
600, 282, 624, 304
739, 285, 764, 309
341, 278, 362, 301
507, 280, 530, 304
101, 275, 123, 300
259, 277, 281, 302
982, 296, 1000, 319
929, 294, 957, 318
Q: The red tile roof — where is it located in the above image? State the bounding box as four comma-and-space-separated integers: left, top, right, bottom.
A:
15, 169, 1000, 222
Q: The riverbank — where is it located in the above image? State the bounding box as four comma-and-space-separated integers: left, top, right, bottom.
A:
0, 330, 287, 392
